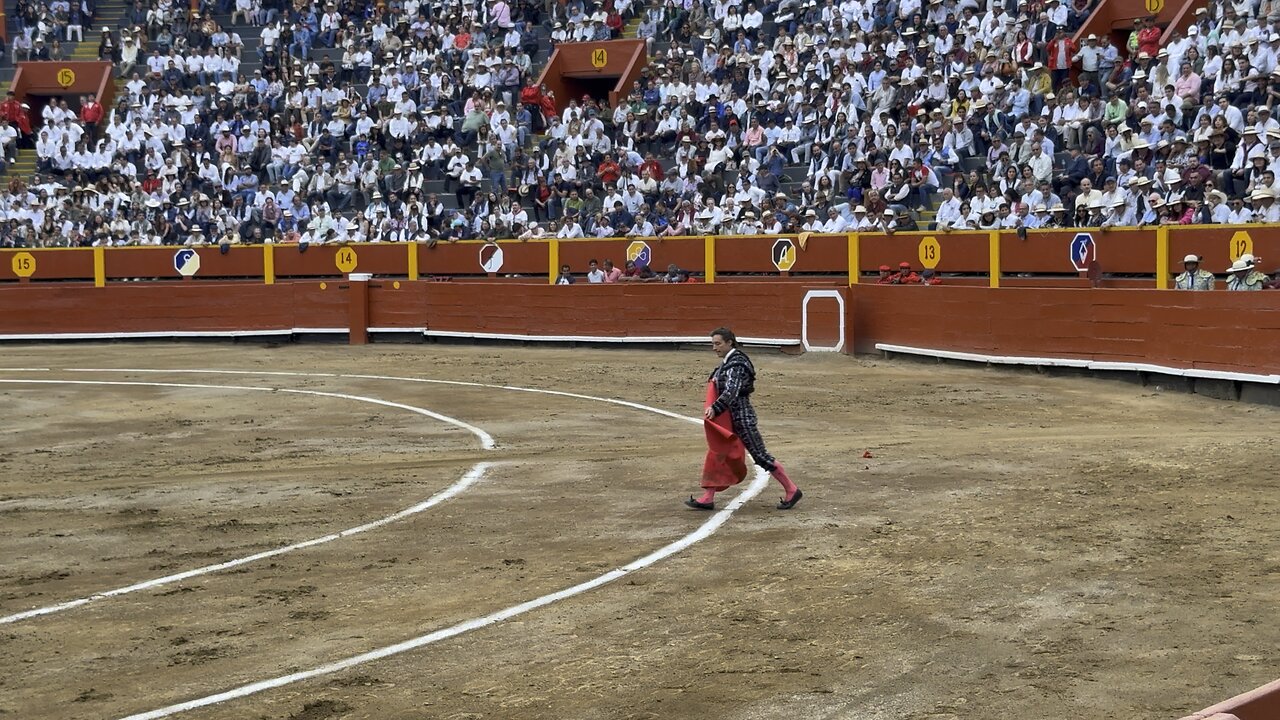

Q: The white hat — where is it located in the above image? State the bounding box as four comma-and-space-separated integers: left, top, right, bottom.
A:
1242, 253, 1260, 265
854, 205, 867, 213
1227, 258, 1256, 272
1183, 254, 1201, 263
1251, 187, 1272, 201
883, 209, 895, 216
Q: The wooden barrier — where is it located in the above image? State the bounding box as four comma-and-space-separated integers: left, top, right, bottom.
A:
0, 281, 840, 347
849, 285, 1280, 375
1179, 677, 1280, 720
4, 226, 1277, 287
1, 279, 1277, 378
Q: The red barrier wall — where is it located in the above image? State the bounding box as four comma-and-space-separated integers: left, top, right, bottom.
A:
1180, 677, 1280, 720
0, 281, 841, 346
849, 285, 1280, 375
1, 280, 1276, 377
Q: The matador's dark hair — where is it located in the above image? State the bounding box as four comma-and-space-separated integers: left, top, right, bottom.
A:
710, 327, 739, 347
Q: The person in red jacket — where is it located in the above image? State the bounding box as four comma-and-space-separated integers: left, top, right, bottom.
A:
890, 261, 919, 284
596, 153, 621, 185
0, 95, 32, 139
538, 89, 556, 123
1137, 16, 1162, 58
0, 92, 24, 137
519, 82, 544, 131
1047, 29, 1075, 88
80, 93, 104, 135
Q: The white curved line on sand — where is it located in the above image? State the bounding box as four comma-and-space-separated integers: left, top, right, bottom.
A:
0, 378, 495, 626
1, 369, 771, 720
121, 468, 769, 720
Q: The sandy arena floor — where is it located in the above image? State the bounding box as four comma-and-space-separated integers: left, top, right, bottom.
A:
0, 343, 1278, 720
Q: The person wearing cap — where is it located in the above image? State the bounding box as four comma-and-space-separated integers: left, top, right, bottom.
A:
1135, 16, 1162, 58
887, 261, 919, 284
1174, 254, 1216, 290
1073, 34, 1103, 92
1226, 256, 1267, 290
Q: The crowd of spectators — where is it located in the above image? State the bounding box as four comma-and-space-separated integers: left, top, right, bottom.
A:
1, 0, 1280, 265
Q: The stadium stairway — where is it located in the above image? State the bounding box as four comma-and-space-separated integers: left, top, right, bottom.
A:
68, 0, 128, 61
9, 145, 35, 175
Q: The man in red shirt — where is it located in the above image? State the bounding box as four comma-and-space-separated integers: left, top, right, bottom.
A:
889, 261, 919, 284
80, 93, 104, 135
0, 92, 24, 137
639, 152, 662, 181
1137, 16, 1162, 58
596, 153, 621, 185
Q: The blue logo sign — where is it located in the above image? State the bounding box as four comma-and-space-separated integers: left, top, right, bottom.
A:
174, 248, 201, 277
1070, 232, 1095, 272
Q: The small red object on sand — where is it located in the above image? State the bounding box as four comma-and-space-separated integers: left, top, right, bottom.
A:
862, 451, 873, 459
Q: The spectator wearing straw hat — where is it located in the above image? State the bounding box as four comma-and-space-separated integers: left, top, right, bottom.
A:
1226, 256, 1267, 290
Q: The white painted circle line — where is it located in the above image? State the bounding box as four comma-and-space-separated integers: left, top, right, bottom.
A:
0, 378, 495, 450
0, 462, 493, 626
0, 378, 495, 626
120, 468, 770, 720
59, 368, 703, 426
49, 369, 771, 720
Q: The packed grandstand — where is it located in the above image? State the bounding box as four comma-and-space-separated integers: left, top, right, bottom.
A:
0, 0, 1276, 249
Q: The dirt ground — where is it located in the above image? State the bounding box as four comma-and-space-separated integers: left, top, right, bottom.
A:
0, 343, 1278, 720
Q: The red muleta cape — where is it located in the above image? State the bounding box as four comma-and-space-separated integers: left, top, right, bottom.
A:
701, 380, 748, 490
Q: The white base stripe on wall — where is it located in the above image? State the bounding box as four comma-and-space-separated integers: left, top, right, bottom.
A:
875, 343, 1280, 384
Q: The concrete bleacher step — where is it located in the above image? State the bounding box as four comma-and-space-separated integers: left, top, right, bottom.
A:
10, 147, 37, 175
65, 0, 128, 60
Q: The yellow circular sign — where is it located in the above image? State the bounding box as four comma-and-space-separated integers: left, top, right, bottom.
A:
1144, 0, 1164, 13
11, 251, 35, 277
591, 48, 608, 69
1230, 231, 1253, 262
335, 247, 358, 273
918, 236, 941, 269
56, 68, 76, 88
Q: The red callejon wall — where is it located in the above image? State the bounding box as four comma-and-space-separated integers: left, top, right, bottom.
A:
0, 280, 1276, 378
0, 281, 838, 343
849, 285, 1280, 375
419, 282, 829, 339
